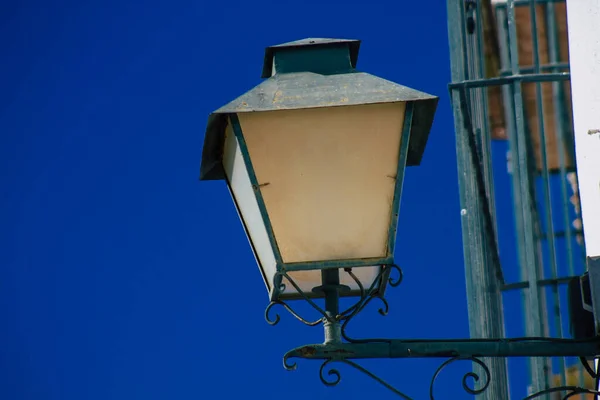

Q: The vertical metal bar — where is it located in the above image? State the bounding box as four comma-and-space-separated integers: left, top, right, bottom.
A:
322, 269, 340, 316
545, 0, 575, 290
447, 2, 509, 399
528, 0, 568, 387
497, 2, 552, 395
588, 257, 600, 332
544, 0, 584, 387
473, 0, 499, 242
505, 0, 551, 396
525, 3, 552, 356
496, 7, 535, 396
322, 269, 341, 344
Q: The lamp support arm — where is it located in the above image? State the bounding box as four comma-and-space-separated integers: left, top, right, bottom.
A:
270, 265, 600, 399
282, 336, 600, 400
284, 338, 600, 362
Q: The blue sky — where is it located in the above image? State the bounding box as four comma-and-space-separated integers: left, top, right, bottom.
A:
0, 1, 545, 399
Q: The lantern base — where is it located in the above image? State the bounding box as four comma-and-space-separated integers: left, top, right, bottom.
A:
323, 314, 341, 345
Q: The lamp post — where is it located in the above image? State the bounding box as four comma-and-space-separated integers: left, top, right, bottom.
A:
199, 38, 600, 399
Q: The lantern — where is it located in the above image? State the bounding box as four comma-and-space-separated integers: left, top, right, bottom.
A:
200, 38, 438, 301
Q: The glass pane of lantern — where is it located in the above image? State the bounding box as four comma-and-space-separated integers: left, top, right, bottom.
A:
222, 123, 278, 291
238, 102, 406, 263
283, 266, 381, 296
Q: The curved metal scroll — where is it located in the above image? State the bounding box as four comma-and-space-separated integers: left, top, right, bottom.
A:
264, 264, 403, 331
340, 264, 402, 343
429, 356, 491, 399
290, 357, 600, 399
265, 300, 323, 326
264, 272, 330, 326
284, 354, 494, 400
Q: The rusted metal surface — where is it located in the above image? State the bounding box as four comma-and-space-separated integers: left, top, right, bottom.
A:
214, 72, 436, 113
482, 0, 507, 140
484, 2, 573, 171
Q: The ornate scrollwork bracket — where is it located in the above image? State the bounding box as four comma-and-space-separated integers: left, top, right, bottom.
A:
266, 265, 600, 399
282, 345, 493, 400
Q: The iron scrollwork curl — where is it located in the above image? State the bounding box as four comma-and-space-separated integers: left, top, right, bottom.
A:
318, 360, 341, 386
283, 351, 297, 372
264, 271, 331, 327
337, 267, 366, 318
284, 353, 600, 400
429, 356, 491, 399
264, 300, 323, 327
339, 264, 401, 343
276, 271, 330, 317
342, 265, 394, 318
340, 294, 390, 343
265, 264, 403, 332
387, 263, 404, 287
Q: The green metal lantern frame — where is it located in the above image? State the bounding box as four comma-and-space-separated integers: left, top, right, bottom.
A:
200, 38, 437, 302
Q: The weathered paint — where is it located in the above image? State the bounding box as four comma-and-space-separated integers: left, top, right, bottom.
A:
230, 114, 284, 265
386, 102, 413, 257
283, 257, 393, 272
447, 1, 509, 398
199, 38, 438, 182
285, 339, 600, 361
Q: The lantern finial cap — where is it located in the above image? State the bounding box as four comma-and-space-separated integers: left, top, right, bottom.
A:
261, 38, 361, 78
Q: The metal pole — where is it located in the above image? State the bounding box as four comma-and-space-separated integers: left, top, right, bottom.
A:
321, 269, 341, 344
544, 0, 580, 389
446, 1, 509, 399
495, 7, 542, 393
504, 0, 551, 395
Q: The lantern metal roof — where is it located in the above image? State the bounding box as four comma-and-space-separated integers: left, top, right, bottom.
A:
200, 38, 438, 181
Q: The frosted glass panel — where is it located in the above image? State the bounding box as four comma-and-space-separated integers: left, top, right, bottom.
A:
238, 102, 406, 263
283, 266, 381, 296
222, 122, 277, 291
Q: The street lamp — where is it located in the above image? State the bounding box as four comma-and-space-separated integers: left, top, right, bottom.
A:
200, 38, 436, 304
200, 38, 600, 400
